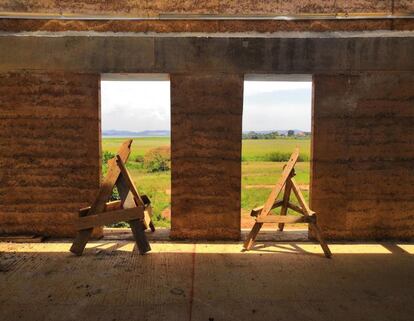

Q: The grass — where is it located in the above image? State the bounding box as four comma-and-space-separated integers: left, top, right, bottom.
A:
242, 161, 310, 216
129, 168, 171, 228
242, 138, 310, 161
102, 137, 170, 162
242, 161, 309, 186
102, 137, 311, 227
102, 137, 171, 228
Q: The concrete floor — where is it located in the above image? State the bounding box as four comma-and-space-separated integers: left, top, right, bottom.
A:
104, 227, 310, 242
0, 241, 413, 321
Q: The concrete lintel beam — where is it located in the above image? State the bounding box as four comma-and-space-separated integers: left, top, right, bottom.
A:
0, 33, 414, 73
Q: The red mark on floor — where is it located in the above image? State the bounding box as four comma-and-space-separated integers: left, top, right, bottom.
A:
188, 243, 196, 321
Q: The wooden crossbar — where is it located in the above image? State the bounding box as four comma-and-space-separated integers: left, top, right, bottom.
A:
287, 202, 315, 216
243, 148, 332, 258
77, 207, 144, 230
251, 200, 283, 217
251, 201, 313, 217
256, 214, 316, 224
79, 200, 122, 216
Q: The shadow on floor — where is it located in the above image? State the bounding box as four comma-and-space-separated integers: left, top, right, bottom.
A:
0, 241, 413, 321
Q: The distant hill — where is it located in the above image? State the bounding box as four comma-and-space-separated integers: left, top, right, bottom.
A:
103, 130, 170, 137
243, 130, 309, 135
103, 129, 308, 137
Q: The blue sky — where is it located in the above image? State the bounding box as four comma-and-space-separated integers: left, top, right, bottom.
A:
101, 80, 312, 132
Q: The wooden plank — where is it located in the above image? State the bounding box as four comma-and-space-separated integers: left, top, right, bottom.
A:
117, 155, 155, 232
310, 223, 332, 258
288, 202, 316, 216
70, 139, 133, 256
286, 202, 303, 215
286, 202, 315, 215
77, 207, 144, 230
88, 140, 133, 215
260, 148, 299, 218
116, 155, 145, 207
144, 209, 152, 229
244, 149, 299, 251
116, 175, 151, 255
129, 219, 151, 254
79, 200, 122, 217
243, 150, 332, 257
250, 200, 283, 217
256, 215, 315, 224
290, 177, 312, 216
141, 194, 151, 206
290, 177, 332, 258
278, 178, 293, 231
145, 204, 156, 232
243, 222, 263, 250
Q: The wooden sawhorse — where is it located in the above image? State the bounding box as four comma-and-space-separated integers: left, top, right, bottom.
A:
243, 148, 332, 258
70, 139, 155, 256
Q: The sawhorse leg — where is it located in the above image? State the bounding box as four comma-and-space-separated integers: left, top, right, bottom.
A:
116, 176, 151, 255
243, 222, 263, 250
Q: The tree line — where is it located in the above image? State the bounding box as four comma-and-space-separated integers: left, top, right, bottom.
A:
242, 130, 310, 139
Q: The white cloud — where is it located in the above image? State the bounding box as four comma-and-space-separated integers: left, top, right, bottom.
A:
244, 81, 312, 96
101, 80, 171, 131
100, 80, 312, 133
243, 81, 312, 132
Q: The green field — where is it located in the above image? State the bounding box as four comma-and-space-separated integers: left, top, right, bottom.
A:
103, 137, 170, 160
242, 138, 310, 161
102, 137, 310, 227
241, 161, 309, 217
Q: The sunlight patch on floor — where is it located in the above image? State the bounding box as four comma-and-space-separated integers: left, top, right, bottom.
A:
0, 241, 408, 255
397, 244, 414, 254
